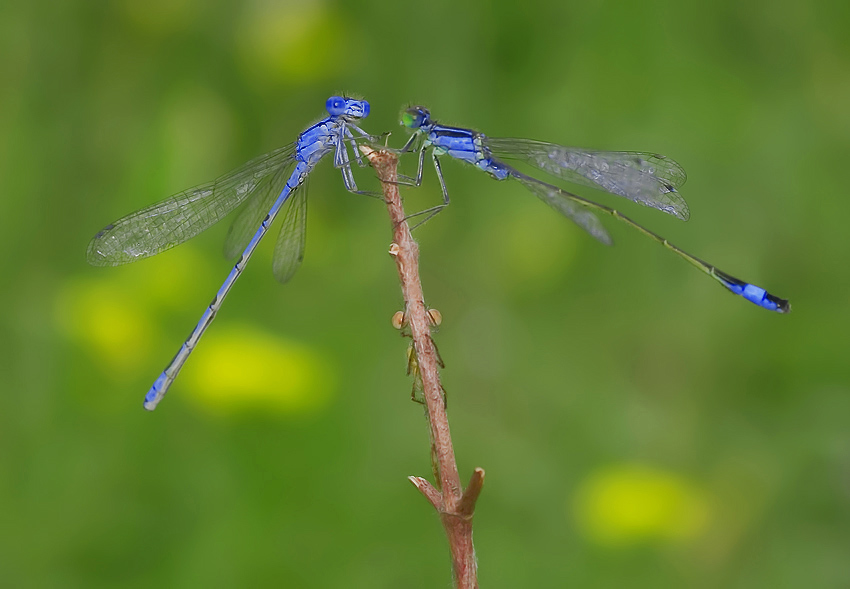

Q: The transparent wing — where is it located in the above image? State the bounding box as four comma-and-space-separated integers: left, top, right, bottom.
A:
222, 163, 295, 259
486, 137, 690, 221
272, 178, 308, 284
87, 143, 297, 266
511, 171, 612, 245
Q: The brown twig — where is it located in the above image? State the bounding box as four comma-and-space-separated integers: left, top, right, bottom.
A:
360, 146, 484, 589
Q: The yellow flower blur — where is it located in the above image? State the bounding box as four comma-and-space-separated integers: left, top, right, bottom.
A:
55, 278, 155, 377
183, 324, 334, 416
572, 463, 709, 546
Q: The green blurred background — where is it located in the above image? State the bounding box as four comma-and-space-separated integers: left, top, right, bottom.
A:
2, 0, 848, 586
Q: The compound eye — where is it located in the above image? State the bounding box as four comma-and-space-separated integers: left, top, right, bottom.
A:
401, 107, 427, 129
326, 96, 346, 115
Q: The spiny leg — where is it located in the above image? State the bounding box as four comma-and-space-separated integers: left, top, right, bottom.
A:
402, 150, 451, 230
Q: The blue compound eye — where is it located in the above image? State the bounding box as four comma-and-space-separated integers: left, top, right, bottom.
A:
326, 96, 346, 116
361, 101, 370, 118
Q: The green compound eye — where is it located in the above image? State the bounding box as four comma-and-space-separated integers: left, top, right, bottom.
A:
401, 107, 430, 129
401, 111, 417, 128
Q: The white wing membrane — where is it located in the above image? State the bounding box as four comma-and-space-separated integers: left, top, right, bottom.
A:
511, 171, 612, 245
487, 137, 690, 221
272, 180, 308, 284
87, 144, 296, 266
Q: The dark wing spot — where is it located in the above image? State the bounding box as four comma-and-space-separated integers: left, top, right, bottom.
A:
94, 223, 115, 239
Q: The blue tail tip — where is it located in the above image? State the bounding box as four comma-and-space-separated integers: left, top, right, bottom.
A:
143, 394, 158, 411
726, 281, 790, 313
143, 375, 167, 411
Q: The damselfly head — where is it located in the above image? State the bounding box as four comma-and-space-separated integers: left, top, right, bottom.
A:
401, 106, 431, 130
326, 96, 370, 119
